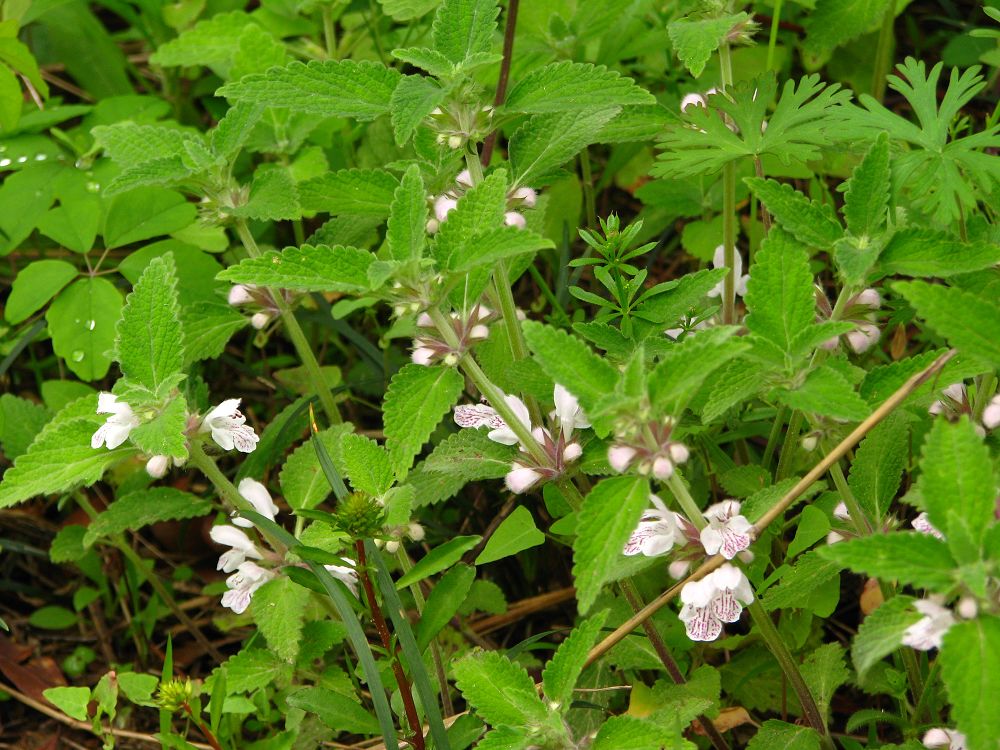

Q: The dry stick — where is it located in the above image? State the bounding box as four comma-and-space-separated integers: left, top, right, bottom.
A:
480, 0, 519, 167
355, 540, 425, 750
584, 348, 957, 668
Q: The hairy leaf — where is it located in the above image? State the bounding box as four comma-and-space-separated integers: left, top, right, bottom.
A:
218, 245, 375, 293
504, 62, 654, 114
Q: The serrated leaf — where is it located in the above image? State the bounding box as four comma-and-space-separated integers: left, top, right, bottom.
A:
49, 525, 87, 563
804, 0, 893, 55
843, 132, 890, 238
573, 476, 649, 613
0, 395, 50, 460
818, 533, 957, 590
116, 254, 185, 395
701, 357, 771, 423
128, 396, 188, 458
341, 433, 395, 496
475, 506, 545, 565
232, 167, 300, 221
422, 429, 515, 481
383, 364, 463, 479
279, 425, 353, 510
378, 0, 440, 20
504, 61, 654, 114
878, 229, 1000, 278
452, 650, 550, 727
668, 12, 750, 77
103, 157, 194, 196
776, 365, 870, 422
430, 168, 508, 269
747, 720, 821, 750
217, 244, 375, 293
0, 417, 137, 508
851, 595, 920, 680
250, 576, 310, 663
541, 611, 607, 709
744, 228, 816, 355
390, 75, 445, 146
522, 322, 617, 415
895, 281, 1000, 368
415, 563, 475, 650
92, 123, 196, 167
940, 616, 1000, 750
847, 413, 909, 523
592, 716, 678, 750
762, 551, 842, 612
299, 169, 399, 216
391, 47, 454, 77
746, 178, 843, 250
286, 686, 380, 734
451, 226, 554, 272
387, 165, 427, 262
431, 0, 499, 65
223, 648, 291, 693
509, 108, 619, 187
45, 277, 123, 382
150, 11, 255, 67
649, 327, 749, 414
83, 487, 212, 546
800, 643, 850, 726
181, 302, 247, 365
217, 60, 401, 121
211, 101, 263, 160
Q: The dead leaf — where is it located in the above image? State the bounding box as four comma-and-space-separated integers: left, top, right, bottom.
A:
860, 577, 884, 615
692, 705, 756, 735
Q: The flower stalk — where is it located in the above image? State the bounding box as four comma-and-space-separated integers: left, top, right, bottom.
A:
718, 40, 737, 326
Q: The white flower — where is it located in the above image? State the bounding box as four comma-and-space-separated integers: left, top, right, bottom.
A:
456, 169, 473, 188
485, 395, 532, 447
227, 285, 254, 305
707, 245, 750, 299
982, 395, 1000, 430
250, 312, 272, 330
145, 455, 170, 478
220, 561, 275, 614
846, 322, 881, 354
434, 195, 457, 222
678, 563, 753, 642
929, 383, 966, 415
323, 558, 359, 597
700, 500, 753, 559
511, 186, 537, 208
91, 393, 141, 450
454, 402, 506, 430
233, 479, 280, 529
833, 502, 851, 521
504, 211, 526, 230
505, 463, 542, 494
200, 399, 259, 453
923, 728, 966, 750
911, 511, 945, 540
623, 494, 684, 556
608, 445, 637, 472
411, 345, 435, 365
210, 525, 263, 573
552, 384, 590, 440
902, 599, 956, 651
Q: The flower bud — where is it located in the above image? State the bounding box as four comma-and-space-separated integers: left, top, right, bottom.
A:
408, 523, 425, 542
855, 288, 882, 309
434, 195, 458, 222
469, 324, 490, 340
146, 455, 170, 478
156, 678, 195, 713
562, 442, 582, 463
228, 284, 254, 305
957, 597, 978, 620
668, 560, 692, 579
447, 135, 463, 149
443, 352, 459, 366
505, 464, 542, 494
250, 312, 271, 330
425, 218, 439, 234
411, 346, 435, 366
456, 169, 473, 187
668, 443, 689, 464
652, 456, 674, 480
511, 187, 537, 207
504, 211, 526, 230
608, 445, 636, 472
801, 434, 819, 452
385, 540, 400, 554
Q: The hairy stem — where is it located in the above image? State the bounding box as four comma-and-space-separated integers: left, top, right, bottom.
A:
870, 2, 896, 102
719, 41, 738, 326
665, 472, 706, 530
233, 219, 342, 425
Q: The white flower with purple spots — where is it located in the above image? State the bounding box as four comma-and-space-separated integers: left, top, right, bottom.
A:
91, 393, 141, 450
678, 563, 753, 642
700, 500, 753, 559
623, 495, 685, 557
902, 598, 955, 651
200, 398, 259, 453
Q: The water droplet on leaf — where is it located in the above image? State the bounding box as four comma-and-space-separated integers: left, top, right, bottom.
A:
71, 350, 85, 362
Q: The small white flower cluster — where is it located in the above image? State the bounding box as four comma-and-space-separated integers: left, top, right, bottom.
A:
429, 105, 494, 151
411, 306, 492, 367
92, 394, 260, 478
426, 170, 536, 234
607, 417, 690, 480
227, 284, 276, 330
679, 563, 754, 642
923, 728, 967, 750
454, 384, 589, 494
375, 522, 425, 555
819, 288, 882, 354
210, 479, 358, 614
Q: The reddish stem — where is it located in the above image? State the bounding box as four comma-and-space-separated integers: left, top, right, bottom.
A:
480, 0, 520, 166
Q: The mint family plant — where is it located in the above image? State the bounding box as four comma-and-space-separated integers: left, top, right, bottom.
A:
1, 1, 1000, 749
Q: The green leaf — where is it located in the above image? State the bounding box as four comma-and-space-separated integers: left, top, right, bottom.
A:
0, 35, 47, 98
116, 254, 185, 396
49, 525, 87, 563
396, 535, 481, 589
103, 188, 196, 249
878, 229, 1000, 278
504, 62, 654, 114
383, 364, 463, 479
341, 433, 395, 496
745, 178, 843, 250
747, 720, 821, 750
744, 228, 816, 355
804, 0, 893, 55
250, 576, 310, 663
118, 672, 158, 704
851, 595, 920, 680
668, 12, 750, 77
452, 226, 554, 272
0, 394, 50, 460
279, 425, 353, 510
415, 563, 475, 650
387, 165, 427, 262
475, 506, 545, 565
83, 488, 212, 547
800, 643, 850, 726
940, 616, 1000, 750
299, 169, 399, 216
592, 716, 680, 750
149, 11, 255, 67
818, 533, 957, 590
509, 108, 619, 187
45, 278, 123, 381
573, 476, 649, 613
843, 132, 890, 239
916, 417, 996, 558
787, 506, 831, 558
391, 46, 455, 77
649, 327, 750, 414
431, 0, 499, 65
286, 686, 380, 734
92, 122, 193, 167
378, 0, 441, 21
211, 101, 263, 160
29, 605, 77, 629
541, 611, 608, 709
430, 168, 508, 269
522, 322, 617, 414
231, 166, 300, 221
217, 60, 401, 121
776, 365, 870, 422
43, 686, 92, 721
895, 281, 1000, 368
847, 413, 909, 523
223, 648, 291, 693
452, 650, 550, 727
0, 63, 20, 130
762, 551, 842, 612
217, 245, 375, 293
421, 429, 515, 483
390, 75, 445, 146
181, 302, 247, 365
5, 259, 78, 324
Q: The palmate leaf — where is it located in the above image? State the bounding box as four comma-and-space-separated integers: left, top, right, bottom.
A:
653, 74, 852, 179
503, 61, 654, 114
843, 58, 1000, 225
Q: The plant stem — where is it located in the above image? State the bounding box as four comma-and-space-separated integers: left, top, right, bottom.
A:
491, 259, 544, 424
481, 0, 519, 167
580, 146, 597, 229
718, 41, 738, 326
774, 410, 804, 481
766, 0, 784, 71
871, 1, 896, 102
322, 4, 337, 58
233, 219, 342, 424
746, 601, 834, 748
666, 472, 705, 530
825, 455, 872, 535
754, 157, 772, 233
762, 405, 786, 470
355, 540, 425, 750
